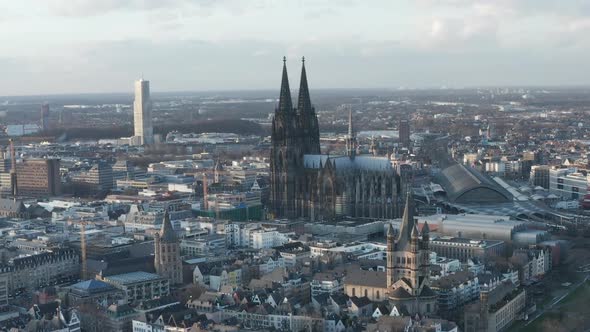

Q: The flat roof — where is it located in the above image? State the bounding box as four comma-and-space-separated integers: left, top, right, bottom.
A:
431, 236, 504, 246
105, 271, 163, 284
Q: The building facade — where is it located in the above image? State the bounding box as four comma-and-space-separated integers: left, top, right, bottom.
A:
549, 166, 590, 200
71, 162, 113, 192
429, 237, 505, 262
3, 249, 79, 294
399, 119, 410, 148
40, 103, 50, 131
16, 158, 61, 197
464, 282, 526, 332
99, 271, 170, 304
529, 165, 550, 189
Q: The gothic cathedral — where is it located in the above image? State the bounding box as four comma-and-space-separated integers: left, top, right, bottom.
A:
270, 57, 402, 221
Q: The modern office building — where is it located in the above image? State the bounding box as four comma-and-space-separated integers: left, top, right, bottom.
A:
399, 118, 410, 148
133, 79, 154, 146
429, 236, 505, 262
40, 103, 50, 131
71, 162, 114, 192
98, 271, 170, 304
16, 158, 61, 197
530, 165, 550, 189
0, 273, 8, 307
549, 166, 589, 200
112, 159, 139, 183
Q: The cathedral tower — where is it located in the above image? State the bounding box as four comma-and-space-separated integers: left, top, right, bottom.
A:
270, 57, 300, 218
297, 57, 321, 155
154, 212, 182, 284
270, 57, 320, 219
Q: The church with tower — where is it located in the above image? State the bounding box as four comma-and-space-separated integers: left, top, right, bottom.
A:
270, 57, 402, 221
385, 194, 436, 315
154, 212, 183, 285
345, 193, 437, 315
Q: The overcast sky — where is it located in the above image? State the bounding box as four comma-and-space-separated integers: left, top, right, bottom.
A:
1, 0, 590, 95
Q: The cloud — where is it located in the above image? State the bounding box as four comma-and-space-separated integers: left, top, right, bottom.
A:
1, 1, 590, 95
2, 37, 590, 96
43, 0, 252, 17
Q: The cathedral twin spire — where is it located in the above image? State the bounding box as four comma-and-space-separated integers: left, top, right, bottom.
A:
278, 57, 293, 113
277, 56, 314, 115
298, 57, 313, 114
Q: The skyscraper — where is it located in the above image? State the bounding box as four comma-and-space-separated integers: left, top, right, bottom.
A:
133, 79, 154, 145
40, 103, 50, 131
399, 118, 410, 148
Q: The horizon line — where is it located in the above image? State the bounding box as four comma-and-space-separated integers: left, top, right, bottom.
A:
3, 84, 590, 99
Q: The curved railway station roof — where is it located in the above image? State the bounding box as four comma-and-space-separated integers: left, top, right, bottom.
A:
435, 162, 512, 203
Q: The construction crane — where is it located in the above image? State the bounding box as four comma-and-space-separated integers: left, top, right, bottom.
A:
202, 173, 208, 210
79, 219, 88, 280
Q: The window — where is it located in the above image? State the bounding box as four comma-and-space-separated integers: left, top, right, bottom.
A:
364, 289, 368, 297
376, 291, 380, 299
557, 184, 563, 189
352, 288, 356, 296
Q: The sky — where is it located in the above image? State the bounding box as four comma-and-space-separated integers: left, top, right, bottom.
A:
1, 0, 590, 95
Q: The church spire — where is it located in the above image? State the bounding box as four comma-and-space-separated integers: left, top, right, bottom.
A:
346, 106, 356, 159
160, 211, 178, 243
348, 106, 354, 137
397, 191, 415, 248
278, 56, 293, 113
298, 56, 312, 113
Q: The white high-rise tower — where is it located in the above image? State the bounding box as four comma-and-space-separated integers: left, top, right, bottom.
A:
133, 79, 154, 145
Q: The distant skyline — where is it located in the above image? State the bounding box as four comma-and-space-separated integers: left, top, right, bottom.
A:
1, 0, 590, 95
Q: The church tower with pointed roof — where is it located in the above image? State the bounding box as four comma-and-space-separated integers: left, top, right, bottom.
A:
346, 107, 357, 159
386, 192, 436, 315
297, 56, 321, 155
154, 211, 182, 284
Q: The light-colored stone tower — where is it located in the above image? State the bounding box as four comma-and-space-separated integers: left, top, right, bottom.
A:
154, 212, 182, 285
386, 192, 436, 315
